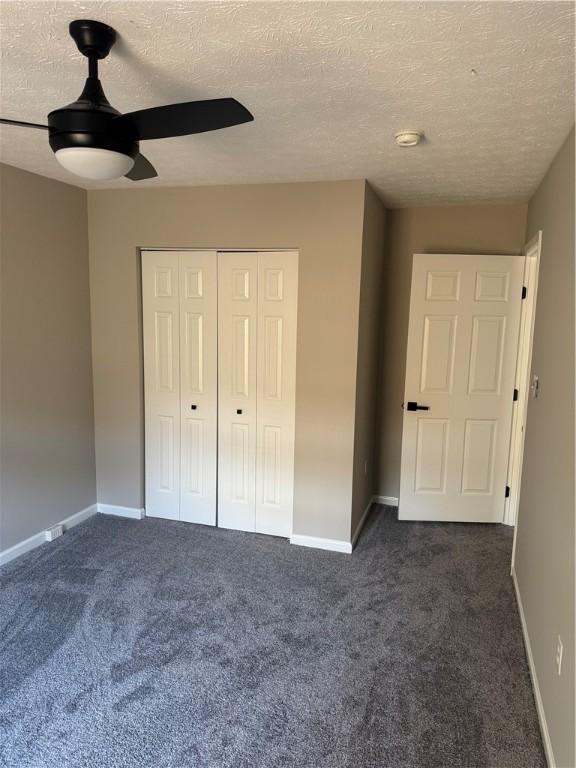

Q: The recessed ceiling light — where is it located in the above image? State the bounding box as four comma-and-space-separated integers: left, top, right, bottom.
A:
395, 130, 424, 147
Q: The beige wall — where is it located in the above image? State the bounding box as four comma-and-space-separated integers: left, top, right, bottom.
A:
376, 203, 528, 498
87, 181, 366, 542
351, 183, 386, 535
0, 164, 96, 550
514, 129, 575, 768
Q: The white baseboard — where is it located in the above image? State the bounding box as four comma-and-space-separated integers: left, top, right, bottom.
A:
98, 504, 145, 520
292, 494, 385, 555
290, 534, 352, 554
512, 567, 556, 768
372, 495, 399, 507
351, 496, 375, 548
0, 503, 98, 567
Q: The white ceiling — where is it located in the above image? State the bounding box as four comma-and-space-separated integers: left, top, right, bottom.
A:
0, 1, 573, 206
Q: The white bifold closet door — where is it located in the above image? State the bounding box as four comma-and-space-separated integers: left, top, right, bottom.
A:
218, 251, 298, 537
142, 250, 217, 525
142, 249, 297, 537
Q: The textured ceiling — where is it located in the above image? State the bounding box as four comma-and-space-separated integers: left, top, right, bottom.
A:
0, 1, 574, 206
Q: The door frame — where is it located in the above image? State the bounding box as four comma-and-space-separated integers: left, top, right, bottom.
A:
509, 233, 542, 567
505, 232, 542, 528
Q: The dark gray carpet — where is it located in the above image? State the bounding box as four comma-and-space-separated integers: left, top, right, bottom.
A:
0, 506, 544, 768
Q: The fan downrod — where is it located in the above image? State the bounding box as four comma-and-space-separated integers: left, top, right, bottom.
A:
69, 20, 117, 60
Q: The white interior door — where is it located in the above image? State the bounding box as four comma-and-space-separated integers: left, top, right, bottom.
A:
217, 252, 258, 531
256, 252, 298, 537
399, 253, 524, 522
142, 251, 181, 520
179, 251, 218, 525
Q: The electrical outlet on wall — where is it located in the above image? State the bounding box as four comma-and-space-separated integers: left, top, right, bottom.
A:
556, 635, 563, 676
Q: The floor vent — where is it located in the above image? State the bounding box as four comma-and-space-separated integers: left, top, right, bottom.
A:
45, 524, 64, 542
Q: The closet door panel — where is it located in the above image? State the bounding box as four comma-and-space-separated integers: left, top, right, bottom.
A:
256, 252, 298, 537
180, 251, 218, 525
142, 251, 180, 520
218, 253, 258, 531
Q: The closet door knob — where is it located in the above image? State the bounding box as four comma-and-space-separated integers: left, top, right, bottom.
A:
191, 404, 197, 410
236, 409, 243, 414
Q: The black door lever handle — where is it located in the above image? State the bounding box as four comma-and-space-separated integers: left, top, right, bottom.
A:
405, 401, 430, 411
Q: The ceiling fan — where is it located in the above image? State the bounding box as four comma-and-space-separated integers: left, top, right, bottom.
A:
0, 19, 254, 181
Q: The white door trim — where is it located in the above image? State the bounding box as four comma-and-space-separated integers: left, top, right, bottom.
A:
506, 232, 542, 530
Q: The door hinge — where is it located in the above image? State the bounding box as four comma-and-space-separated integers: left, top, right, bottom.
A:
505, 485, 511, 498
521, 286, 527, 299
513, 388, 519, 402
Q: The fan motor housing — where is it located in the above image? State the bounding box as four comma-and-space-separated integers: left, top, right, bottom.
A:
48, 106, 138, 158
48, 78, 138, 159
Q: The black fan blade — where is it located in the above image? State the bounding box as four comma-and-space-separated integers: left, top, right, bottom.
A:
0, 118, 49, 130
125, 153, 158, 181
114, 98, 253, 141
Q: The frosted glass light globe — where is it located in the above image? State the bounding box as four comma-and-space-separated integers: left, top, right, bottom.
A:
55, 147, 134, 180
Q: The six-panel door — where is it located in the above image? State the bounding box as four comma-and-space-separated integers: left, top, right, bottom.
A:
142, 249, 298, 536
399, 254, 524, 523
143, 250, 218, 525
